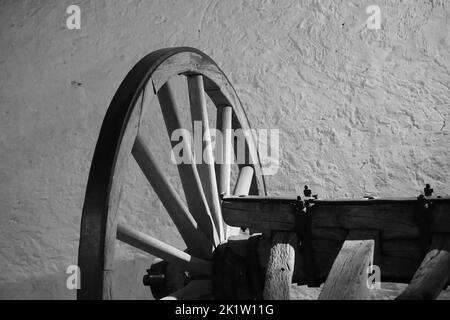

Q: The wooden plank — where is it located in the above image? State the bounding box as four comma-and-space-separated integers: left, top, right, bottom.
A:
263, 232, 297, 300
223, 200, 293, 231
157, 80, 219, 246
116, 224, 211, 277
319, 240, 374, 300
222, 199, 426, 239
313, 202, 419, 239
222, 195, 448, 203
187, 75, 224, 241
79, 90, 144, 299
396, 234, 450, 300
132, 135, 212, 259
161, 280, 211, 300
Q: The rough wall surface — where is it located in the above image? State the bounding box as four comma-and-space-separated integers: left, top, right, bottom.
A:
0, 0, 449, 299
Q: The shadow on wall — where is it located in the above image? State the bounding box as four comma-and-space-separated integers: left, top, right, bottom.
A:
0, 256, 155, 300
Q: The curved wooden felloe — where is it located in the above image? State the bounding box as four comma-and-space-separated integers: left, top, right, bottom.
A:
78, 47, 266, 300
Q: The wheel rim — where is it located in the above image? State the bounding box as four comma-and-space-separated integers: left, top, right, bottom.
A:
77, 47, 267, 300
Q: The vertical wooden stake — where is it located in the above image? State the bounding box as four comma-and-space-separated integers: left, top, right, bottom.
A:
262, 232, 297, 300
319, 239, 374, 300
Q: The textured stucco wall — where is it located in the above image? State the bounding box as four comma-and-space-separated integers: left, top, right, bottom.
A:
0, 0, 449, 299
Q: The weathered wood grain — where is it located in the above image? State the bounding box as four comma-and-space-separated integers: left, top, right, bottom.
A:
312, 239, 344, 281
223, 200, 293, 231
226, 166, 254, 238
263, 232, 297, 300
382, 239, 424, 260
312, 227, 348, 241
319, 240, 374, 300
222, 198, 450, 240
346, 230, 380, 266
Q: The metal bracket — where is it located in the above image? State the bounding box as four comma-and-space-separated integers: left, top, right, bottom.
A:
143, 259, 190, 299
293, 196, 317, 287
416, 185, 435, 254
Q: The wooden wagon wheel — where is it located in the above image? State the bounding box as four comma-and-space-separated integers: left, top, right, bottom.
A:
77, 47, 267, 300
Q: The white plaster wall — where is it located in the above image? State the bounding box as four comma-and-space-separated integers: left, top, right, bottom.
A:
0, 0, 449, 299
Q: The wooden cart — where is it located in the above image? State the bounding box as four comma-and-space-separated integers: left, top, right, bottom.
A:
77, 48, 450, 300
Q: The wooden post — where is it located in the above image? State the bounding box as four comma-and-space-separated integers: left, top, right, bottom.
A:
262, 232, 297, 300
319, 239, 374, 300
396, 234, 450, 300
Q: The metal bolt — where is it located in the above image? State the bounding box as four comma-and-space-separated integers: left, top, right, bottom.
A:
304, 185, 312, 197
424, 184, 433, 197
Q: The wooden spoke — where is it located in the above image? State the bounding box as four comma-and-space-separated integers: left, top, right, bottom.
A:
396, 234, 450, 300
225, 166, 255, 238
157, 81, 220, 246
78, 90, 144, 300
263, 232, 297, 300
116, 224, 211, 277
319, 239, 374, 300
216, 106, 232, 197
346, 229, 381, 266
161, 280, 212, 300
187, 75, 224, 241
233, 166, 254, 196
132, 135, 212, 259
